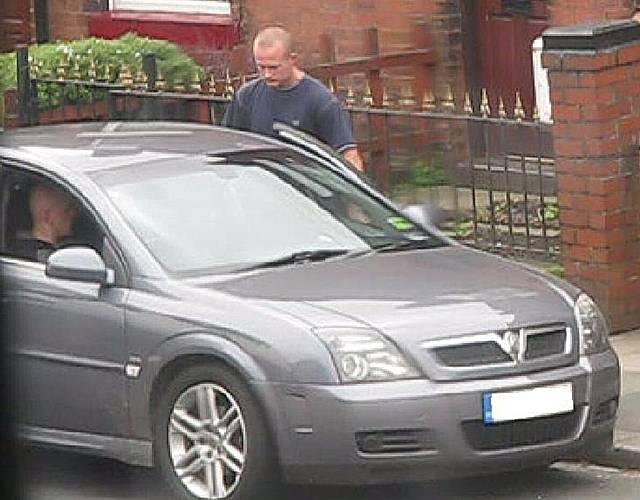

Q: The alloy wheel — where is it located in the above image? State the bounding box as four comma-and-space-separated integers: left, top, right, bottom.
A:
168, 382, 247, 499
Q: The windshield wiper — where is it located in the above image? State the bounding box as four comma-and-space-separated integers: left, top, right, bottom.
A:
373, 238, 441, 253
237, 249, 357, 272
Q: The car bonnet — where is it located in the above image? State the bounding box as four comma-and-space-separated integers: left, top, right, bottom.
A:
211, 245, 577, 345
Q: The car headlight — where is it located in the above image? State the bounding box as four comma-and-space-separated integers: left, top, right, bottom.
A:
313, 328, 420, 383
574, 293, 609, 355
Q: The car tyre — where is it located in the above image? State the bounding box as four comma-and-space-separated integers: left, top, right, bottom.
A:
153, 363, 278, 500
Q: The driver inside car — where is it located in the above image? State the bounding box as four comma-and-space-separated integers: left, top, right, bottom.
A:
13, 183, 78, 263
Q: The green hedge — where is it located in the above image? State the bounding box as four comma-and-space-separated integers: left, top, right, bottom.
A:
0, 34, 204, 107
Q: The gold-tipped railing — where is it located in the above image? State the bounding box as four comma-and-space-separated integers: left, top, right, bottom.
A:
36, 51, 547, 122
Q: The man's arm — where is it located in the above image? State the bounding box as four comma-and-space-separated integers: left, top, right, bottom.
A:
318, 102, 364, 172
343, 147, 364, 172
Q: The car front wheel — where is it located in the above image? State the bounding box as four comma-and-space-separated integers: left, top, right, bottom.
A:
154, 363, 276, 500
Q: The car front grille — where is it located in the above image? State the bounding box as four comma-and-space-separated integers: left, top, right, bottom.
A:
524, 327, 569, 360
424, 324, 571, 369
434, 342, 511, 367
461, 410, 580, 451
355, 429, 436, 455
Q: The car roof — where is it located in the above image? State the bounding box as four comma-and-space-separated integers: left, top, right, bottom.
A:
0, 121, 285, 173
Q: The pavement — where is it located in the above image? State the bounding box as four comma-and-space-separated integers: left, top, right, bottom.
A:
586, 329, 640, 470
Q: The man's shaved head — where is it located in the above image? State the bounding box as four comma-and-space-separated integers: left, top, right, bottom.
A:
29, 184, 78, 245
253, 27, 293, 55
252, 26, 302, 88
30, 184, 72, 216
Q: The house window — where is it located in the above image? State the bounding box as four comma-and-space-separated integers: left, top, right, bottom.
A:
109, 0, 231, 15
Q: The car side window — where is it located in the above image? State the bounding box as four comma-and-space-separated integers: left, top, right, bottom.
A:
1, 168, 104, 264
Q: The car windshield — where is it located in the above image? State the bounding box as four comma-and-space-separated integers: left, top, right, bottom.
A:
91, 150, 446, 275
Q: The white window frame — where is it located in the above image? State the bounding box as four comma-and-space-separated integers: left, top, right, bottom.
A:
109, 0, 231, 16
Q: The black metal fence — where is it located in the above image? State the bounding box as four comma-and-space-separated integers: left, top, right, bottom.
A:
13, 48, 558, 260
347, 106, 558, 260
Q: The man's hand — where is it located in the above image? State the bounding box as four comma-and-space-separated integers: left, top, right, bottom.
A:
343, 148, 365, 172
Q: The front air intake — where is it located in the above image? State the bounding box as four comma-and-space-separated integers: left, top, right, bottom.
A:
356, 429, 436, 455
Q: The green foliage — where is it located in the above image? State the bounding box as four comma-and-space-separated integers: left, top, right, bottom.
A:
454, 220, 474, 238
514, 258, 565, 279
411, 152, 448, 187
546, 263, 565, 278
0, 34, 204, 108
391, 152, 450, 201
543, 203, 559, 221
0, 51, 16, 96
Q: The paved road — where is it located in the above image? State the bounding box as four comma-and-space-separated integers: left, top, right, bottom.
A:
617, 371, 640, 446
611, 333, 640, 450
17, 447, 640, 500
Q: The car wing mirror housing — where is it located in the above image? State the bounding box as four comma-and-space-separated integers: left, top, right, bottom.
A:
46, 247, 115, 286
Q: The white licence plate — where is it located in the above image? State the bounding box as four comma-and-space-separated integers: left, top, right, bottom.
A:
483, 382, 574, 424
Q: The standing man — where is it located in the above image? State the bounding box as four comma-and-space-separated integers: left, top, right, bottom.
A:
222, 26, 364, 172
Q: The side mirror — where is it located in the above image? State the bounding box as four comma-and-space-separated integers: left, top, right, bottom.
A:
46, 247, 115, 286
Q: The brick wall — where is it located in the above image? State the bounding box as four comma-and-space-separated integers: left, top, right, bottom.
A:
547, 0, 633, 26
237, 0, 462, 95
543, 21, 640, 331
239, 0, 439, 65
41, 1, 636, 58
48, 0, 105, 41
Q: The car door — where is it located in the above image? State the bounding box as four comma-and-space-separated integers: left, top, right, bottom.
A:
1, 164, 129, 438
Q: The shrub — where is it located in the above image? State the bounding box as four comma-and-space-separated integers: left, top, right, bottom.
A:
392, 151, 450, 200
0, 51, 16, 96
0, 34, 204, 108
411, 152, 448, 187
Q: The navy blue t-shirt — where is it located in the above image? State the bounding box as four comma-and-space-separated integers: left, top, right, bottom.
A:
221, 75, 356, 153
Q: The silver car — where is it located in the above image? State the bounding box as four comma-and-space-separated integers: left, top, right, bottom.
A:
0, 122, 619, 500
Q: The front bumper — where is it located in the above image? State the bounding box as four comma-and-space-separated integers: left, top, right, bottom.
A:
255, 348, 619, 485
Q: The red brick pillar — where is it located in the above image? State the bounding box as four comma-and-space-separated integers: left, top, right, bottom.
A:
543, 20, 640, 332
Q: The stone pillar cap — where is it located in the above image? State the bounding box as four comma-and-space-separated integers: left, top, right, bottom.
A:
543, 20, 640, 51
